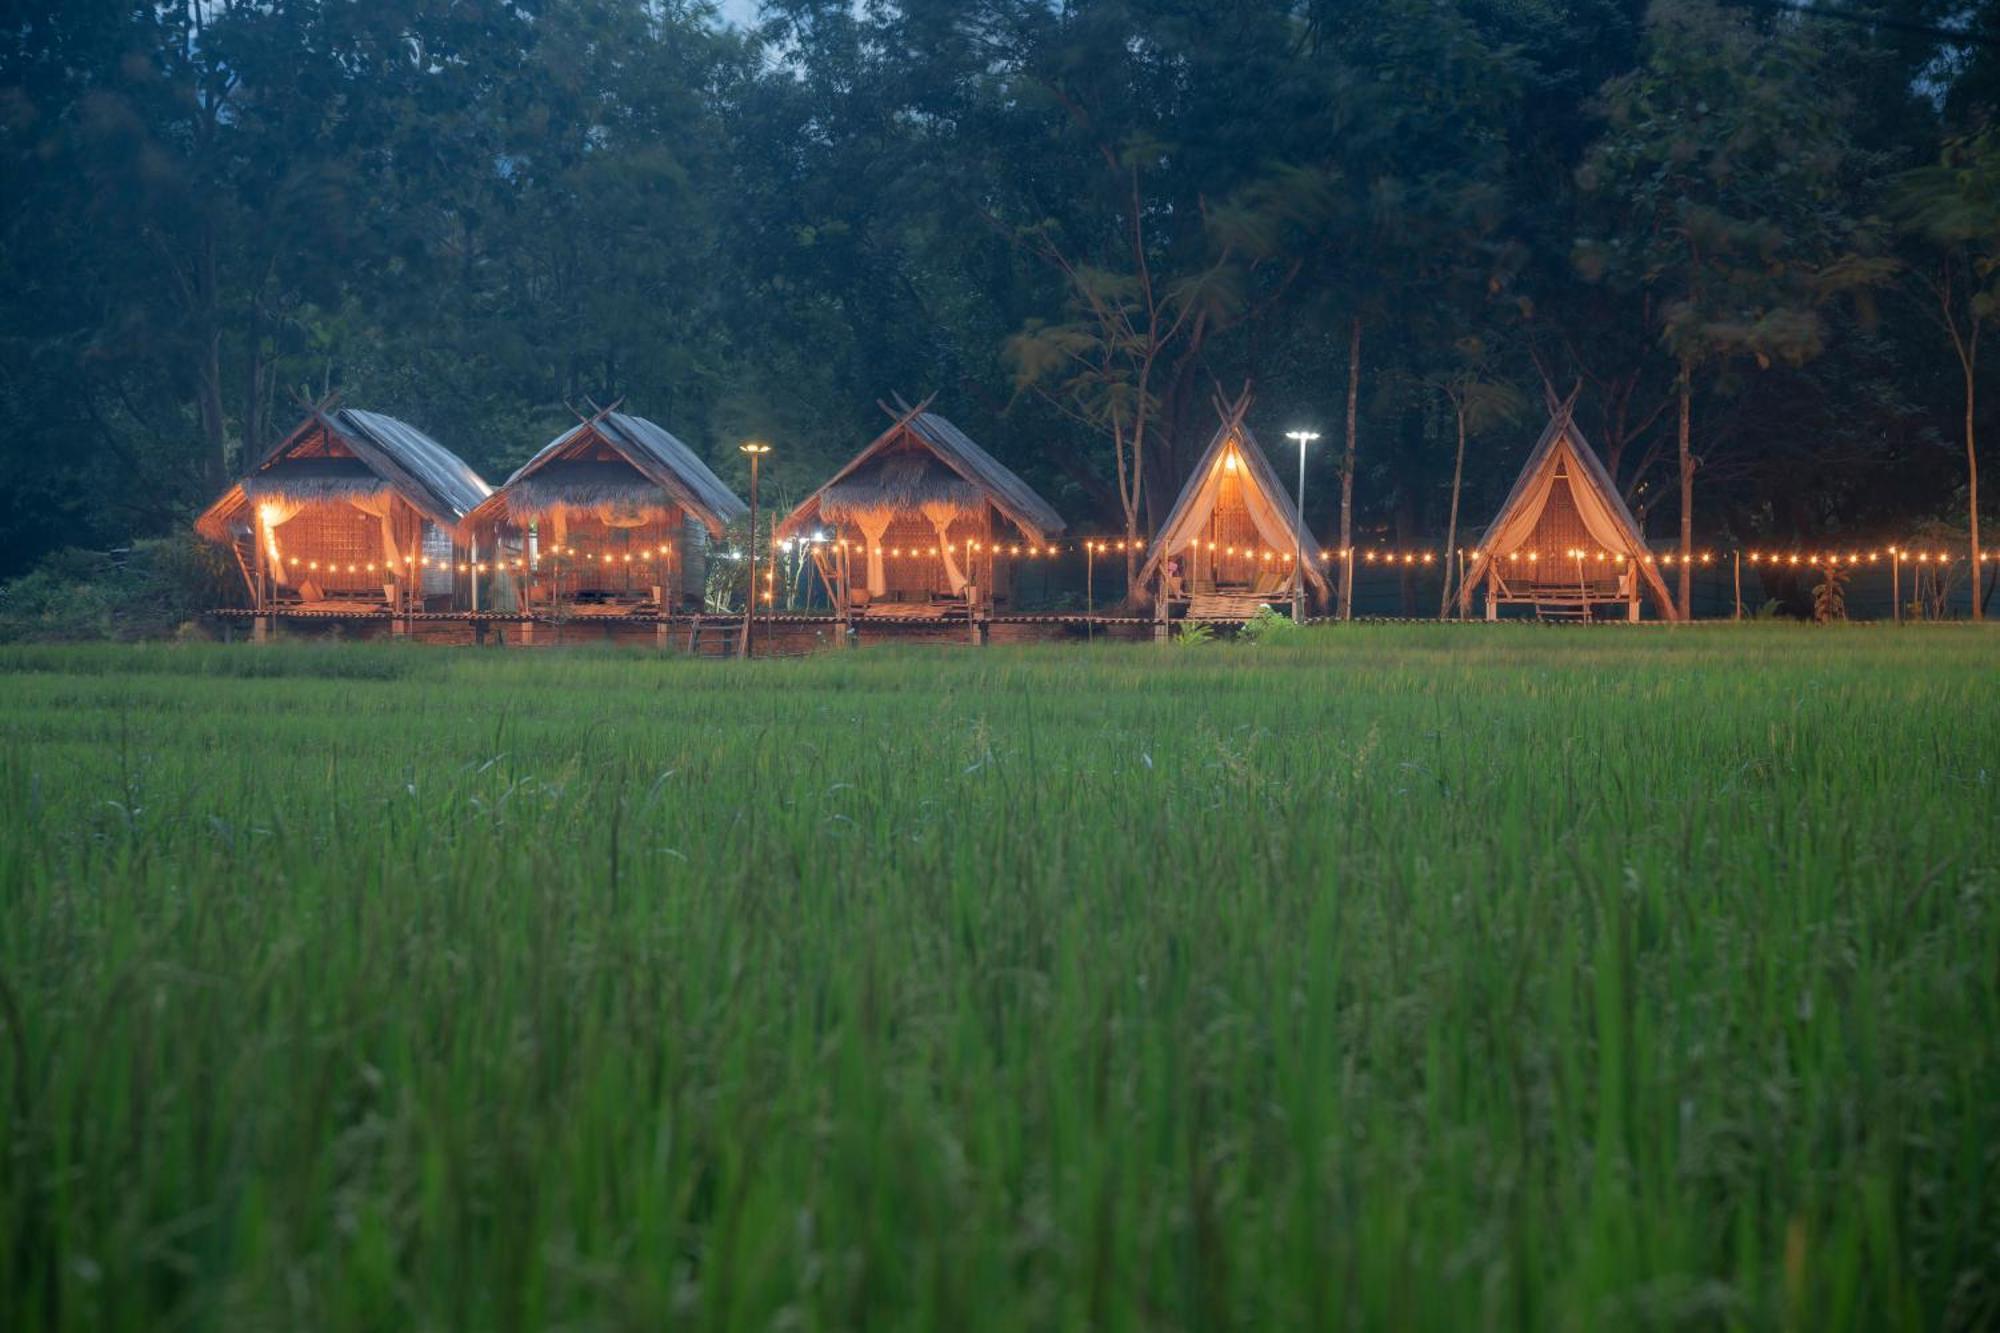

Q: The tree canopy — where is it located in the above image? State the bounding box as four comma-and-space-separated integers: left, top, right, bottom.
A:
2, 0, 1995, 585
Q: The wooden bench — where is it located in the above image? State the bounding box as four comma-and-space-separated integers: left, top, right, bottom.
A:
1485, 572, 1635, 622
1187, 591, 1273, 622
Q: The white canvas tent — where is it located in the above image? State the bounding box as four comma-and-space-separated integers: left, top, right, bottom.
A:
1136, 394, 1330, 617
1459, 401, 1678, 621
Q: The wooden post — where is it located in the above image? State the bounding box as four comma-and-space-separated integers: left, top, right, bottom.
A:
837, 543, 852, 643
252, 516, 266, 615
469, 538, 480, 614
1085, 541, 1094, 641
1892, 549, 1902, 625
1733, 551, 1742, 621
738, 445, 764, 660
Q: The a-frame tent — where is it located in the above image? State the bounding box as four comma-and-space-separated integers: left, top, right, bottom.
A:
1136, 393, 1330, 616
1458, 401, 1679, 621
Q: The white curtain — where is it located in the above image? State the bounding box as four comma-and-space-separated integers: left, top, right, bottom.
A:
256, 499, 304, 586
347, 493, 404, 575
853, 510, 892, 597
1154, 448, 1308, 577
922, 502, 970, 594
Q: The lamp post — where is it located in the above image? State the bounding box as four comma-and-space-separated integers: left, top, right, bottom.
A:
1284, 429, 1320, 621
739, 442, 770, 658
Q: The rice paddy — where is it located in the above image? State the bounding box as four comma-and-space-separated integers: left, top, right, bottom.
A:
1, 626, 1996, 1331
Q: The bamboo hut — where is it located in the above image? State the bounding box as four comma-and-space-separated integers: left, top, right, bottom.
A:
196, 407, 490, 613
1458, 400, 1678, 621
1137, 394, 1329, 621
463, 407, 747, 614
776, 397, 1066, 619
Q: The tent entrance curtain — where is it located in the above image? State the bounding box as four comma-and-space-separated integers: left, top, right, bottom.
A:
1159, 458, 1306, 585
1482, 451, 1632, 558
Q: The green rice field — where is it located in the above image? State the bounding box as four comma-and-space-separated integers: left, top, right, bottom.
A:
2, 627, 1996, 1331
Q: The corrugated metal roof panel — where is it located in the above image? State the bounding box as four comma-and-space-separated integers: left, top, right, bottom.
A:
600, 412, 749, 526
336, 409, 491, 521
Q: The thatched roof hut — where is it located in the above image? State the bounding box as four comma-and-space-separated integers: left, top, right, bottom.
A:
1459, 401, 1678, 621
776, 397, 1065, 613
196, 408, 489, 609
462, 407, 747, 610
1137, 394, 1330, 614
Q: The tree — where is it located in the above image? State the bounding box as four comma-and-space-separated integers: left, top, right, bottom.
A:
1577, 0, 1875, 616
1424, 341, 1527, 617
1893, 125, 2000, 621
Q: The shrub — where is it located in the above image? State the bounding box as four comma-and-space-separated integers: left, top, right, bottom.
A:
0, 536, 235, 642
1238, 604, 1298, 645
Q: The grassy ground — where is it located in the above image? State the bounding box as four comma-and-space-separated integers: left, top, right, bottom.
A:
1, 626, 1995, 1331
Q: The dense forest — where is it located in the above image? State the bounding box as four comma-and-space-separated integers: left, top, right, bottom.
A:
3, 0, 1997, 610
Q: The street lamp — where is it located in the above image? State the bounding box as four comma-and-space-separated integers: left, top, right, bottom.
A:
1284, 429, 1320, 621
739, 442, 771, 658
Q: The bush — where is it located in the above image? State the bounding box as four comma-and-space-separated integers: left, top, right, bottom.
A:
0, 536, 235, 642
1238, 604, 1299, 645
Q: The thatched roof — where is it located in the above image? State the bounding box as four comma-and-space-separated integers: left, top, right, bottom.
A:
776, 397, 1066, 541
196, 408, 490, 541
465, 407, 747, 538
821, 453, 984, 521
240, 457, 391, 505
499, 461, 667, 521
1136, 395, 1331, 598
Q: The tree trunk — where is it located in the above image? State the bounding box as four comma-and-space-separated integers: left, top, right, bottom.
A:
242, 308, 269, 469
1440, 401, 1467, 619
1677, 359, 1693, 620
193, 219, 229, 492
198, 328, 228, 493
1339, 315, 1361, 621
1966, 350, 1983, 622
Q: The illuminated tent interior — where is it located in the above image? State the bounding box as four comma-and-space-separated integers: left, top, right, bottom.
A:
196, 407, 490, 612
463, 406, 747, 613
776, 396, 1066, 617
1137, 394, 1329, 618
1459, 401, 1678, 621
